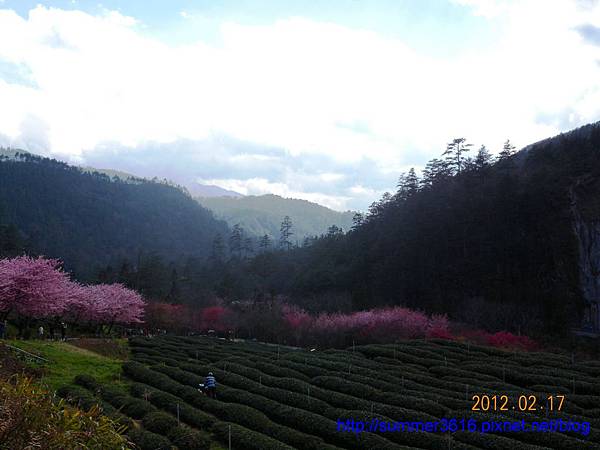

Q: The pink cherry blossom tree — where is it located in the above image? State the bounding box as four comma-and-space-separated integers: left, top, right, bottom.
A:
0, 256, 147, 337
0, 256, 81, 320
82, 283, 145, 330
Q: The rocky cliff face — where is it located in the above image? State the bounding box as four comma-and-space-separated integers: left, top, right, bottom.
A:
570, 177, 600, 329
575, 219, 600, 303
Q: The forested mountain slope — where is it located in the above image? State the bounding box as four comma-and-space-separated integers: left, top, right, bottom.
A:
0, 152, 228, 279
197, 194, 355, 240
233, 122, 600, 336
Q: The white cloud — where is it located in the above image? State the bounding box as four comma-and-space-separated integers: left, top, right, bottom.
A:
0, 3, 599, 208
450, 0, 511, 17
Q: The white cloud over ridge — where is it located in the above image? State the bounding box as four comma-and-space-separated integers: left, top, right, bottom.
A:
0, 2, 599, 209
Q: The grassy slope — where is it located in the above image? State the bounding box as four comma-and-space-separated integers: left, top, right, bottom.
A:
7, 340, 123, 391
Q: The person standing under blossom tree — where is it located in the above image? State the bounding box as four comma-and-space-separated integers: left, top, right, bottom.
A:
60, 321, 67, 341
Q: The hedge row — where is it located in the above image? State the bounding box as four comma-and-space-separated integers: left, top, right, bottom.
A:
356, 345, 448, 367
178, 360, 332, 415
56, 383, 133, 429
153, 362, 407, 450
126, 362, 322, 449
126, 428, 172, 450
168, 426, 211, 450
469, 411, 600, 449
175, 362, 441, 429
325, 407, 452, 450
126, 336, 600, 450
150, 365, 345, 450
215, 385, 345, 450
459, 363, 600, 395
279, 352, 470, 406
311, 376, 439, 421
129, 382, 216, 429
141, 411, 211, 450
212, 422, 295, 450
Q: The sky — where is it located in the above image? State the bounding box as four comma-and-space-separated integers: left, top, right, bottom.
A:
0, 1, 600, 211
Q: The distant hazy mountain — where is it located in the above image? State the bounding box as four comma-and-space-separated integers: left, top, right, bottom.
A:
186, 183, 244, 198
197, 194, 355, 241
80, 167, 243, 197
0, 151, 228, 278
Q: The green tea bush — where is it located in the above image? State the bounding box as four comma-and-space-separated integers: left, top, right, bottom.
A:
429, 365, 500, 382
123, 361, 184, 394
119, 337, 600, 450
142, 411, 179, 435
73, 374, 100, 391
453, 431, 546, 449
216, 386, 331, 449
121, 397, 157, 419
98, 384, 129, 405
211, 421, 295, 450
168, 426, 211, 450
127, 428, 172, 450
56, 384, 92, 401
327, 407, 449, 450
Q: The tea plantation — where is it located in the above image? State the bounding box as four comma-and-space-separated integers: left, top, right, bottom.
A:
58, 336, 600, 449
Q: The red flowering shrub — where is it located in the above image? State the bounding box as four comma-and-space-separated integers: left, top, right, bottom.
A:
486, 331, 537, 351
196, 306, 237, 333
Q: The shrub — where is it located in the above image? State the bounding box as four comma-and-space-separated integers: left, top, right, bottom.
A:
486, 332, 538, 351
142, 411, 179, 435
453, 430, 543, 449
211, 421, 295, 450
326, 408, 446, 449
56, 384, 92, 401
129, 382, 216, 430
1, 376, 129, 450
429, 365, 500, 382
168, 426, 211, 450
98, 384, 129, 405
127, 428, 173, 450
73, 374, 100, 391
216, 386, 327, 449
122, 361, 184, 393
121, 397, 157, 419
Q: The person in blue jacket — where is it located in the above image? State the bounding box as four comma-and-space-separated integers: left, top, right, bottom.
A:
205, 372, 217, 398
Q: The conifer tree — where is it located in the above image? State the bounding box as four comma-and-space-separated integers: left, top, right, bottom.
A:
474, 145, 493, 169
279, 216, 293, 250
443, 138, 472, 174
229, 224, 243, 257
259, 234, 271, 252
498, 139, 516, 160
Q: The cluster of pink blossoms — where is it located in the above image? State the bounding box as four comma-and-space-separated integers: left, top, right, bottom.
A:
0, 256, 144, 325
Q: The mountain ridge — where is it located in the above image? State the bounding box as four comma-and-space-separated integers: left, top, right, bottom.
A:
196, 193, 356, 240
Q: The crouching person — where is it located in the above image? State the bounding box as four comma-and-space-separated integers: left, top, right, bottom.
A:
205, 372, 217, 399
